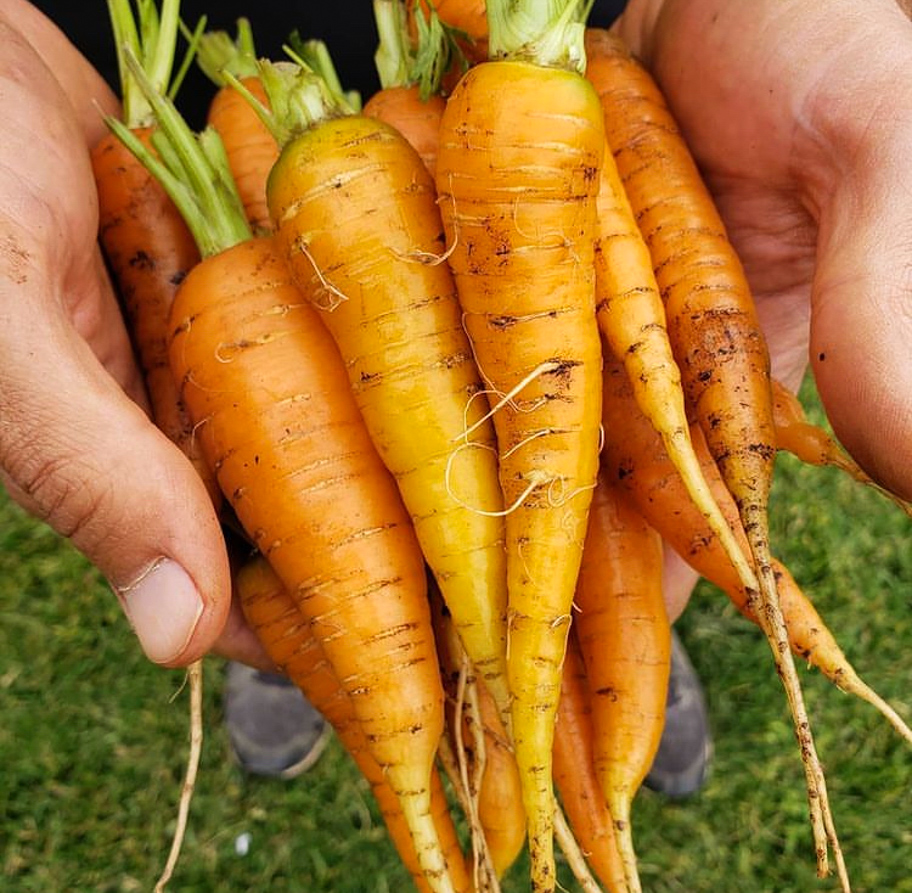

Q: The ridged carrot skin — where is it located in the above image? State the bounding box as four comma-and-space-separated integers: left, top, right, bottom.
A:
236, 557, 472, 893
554, 633, 630, 893
206, 76, 278, 234
168, 236, 452, 892
574, 470, 669, 893
436, 58, 605, 892
267, 113, 511, 724
91, 128, 217, 504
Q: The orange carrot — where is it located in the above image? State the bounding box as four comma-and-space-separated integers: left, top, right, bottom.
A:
574, 470, 670, 893
554, 632, 630, 893
364, 0, 451, 178
251, 56, 512, 730
588, 29, 841, 880
92, 0, 217, 505
195, 19, 279, 233
772, 379, 912, 517
599, 346, 912, 748
434, 5, 605, 888
107, 57, 455, 893
236, 556, 473, 893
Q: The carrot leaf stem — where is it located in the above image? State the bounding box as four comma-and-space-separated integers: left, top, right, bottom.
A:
195, 16, 259, 87
485, 0, 593, 71
106, 46, 251, 257
372, 0, 465, 100
107, 0, 183, 128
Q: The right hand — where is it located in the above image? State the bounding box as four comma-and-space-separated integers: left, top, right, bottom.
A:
0, 1, 270, 670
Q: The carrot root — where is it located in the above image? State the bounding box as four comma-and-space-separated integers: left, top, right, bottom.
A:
154, 659, 203, 893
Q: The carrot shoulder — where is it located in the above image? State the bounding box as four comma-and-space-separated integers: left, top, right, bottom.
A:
435, 4, 604, 890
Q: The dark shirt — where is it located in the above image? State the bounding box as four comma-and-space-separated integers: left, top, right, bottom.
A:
32, 1, 627, 125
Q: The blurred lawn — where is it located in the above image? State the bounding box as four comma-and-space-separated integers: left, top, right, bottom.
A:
1, 379, 910, 892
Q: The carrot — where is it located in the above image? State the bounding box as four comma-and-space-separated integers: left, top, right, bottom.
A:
435, 4, 605, 889
363, 0, 453, 178
431, 583, 525, 885
414, 0, 489, 67
236, 556, 473, 893
574, 469, 670, 893
772, 379, 912, 518
599, 346, 912, 749
248, 56, 513, 729
585, 46, 761, 653
92, 0, 216, 505
554, 631, 630, 893
587, 29, 843, 882
195, 18, 279, 233
106, 56, 455, 893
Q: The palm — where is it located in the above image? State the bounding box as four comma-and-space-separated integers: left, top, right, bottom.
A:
618, 0, 912, 497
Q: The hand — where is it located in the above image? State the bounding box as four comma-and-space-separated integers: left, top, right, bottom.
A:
618, 0, 912, 502
0, 2, 269, 669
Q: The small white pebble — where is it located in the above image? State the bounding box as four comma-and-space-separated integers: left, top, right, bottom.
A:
234, 832, 252, 857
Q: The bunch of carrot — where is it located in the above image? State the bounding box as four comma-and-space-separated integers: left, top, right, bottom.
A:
92, 1, 912, 892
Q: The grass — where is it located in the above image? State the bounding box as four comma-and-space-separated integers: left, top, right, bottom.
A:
1, 378, 910, 892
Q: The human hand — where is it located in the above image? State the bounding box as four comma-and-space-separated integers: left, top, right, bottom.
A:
617, 0, 912, 503
0, 1, 269, 670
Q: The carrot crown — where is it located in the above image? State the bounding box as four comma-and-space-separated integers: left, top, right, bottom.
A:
105, 47, 251, 257
232, 48, 357, 149
195, 16, 259, 86
372, 0, 466, 100
485, 0, 593, 72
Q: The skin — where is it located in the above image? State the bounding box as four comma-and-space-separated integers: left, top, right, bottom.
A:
1, 0, 911, 668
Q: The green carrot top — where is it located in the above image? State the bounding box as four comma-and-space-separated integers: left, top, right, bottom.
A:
105, 46, 251, 257
107, 0, 202, 128
485, 0, 594, 72
372, 0, 466, 101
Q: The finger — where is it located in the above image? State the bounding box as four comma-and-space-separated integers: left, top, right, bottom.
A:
811, 132, 912, 501
662, 545, 700, 624
0, 298, 230, 668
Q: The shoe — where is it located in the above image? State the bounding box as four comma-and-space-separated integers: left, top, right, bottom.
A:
223, 662, 331, 779
643, 629, 713, 798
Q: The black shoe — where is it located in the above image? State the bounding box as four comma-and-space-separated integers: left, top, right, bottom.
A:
643, 630, 712, 798
223, 662, 330, 779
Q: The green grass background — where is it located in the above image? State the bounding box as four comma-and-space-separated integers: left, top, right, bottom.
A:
1, 380, 910, 892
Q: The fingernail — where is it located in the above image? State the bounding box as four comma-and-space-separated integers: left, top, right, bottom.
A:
118, 559, 204, 664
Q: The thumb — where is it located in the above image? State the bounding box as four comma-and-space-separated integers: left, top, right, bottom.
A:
1, 314, 230, 668
810, 134, 912, 503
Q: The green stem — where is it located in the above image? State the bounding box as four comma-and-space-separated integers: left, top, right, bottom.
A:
372, 0, 466, 100
105, 47, 251, 258
107, 0, 183, 127
485, 0, 593, 72
372, 0, 411, 90
195, 17, 259, 87
289, 37, 362, 113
